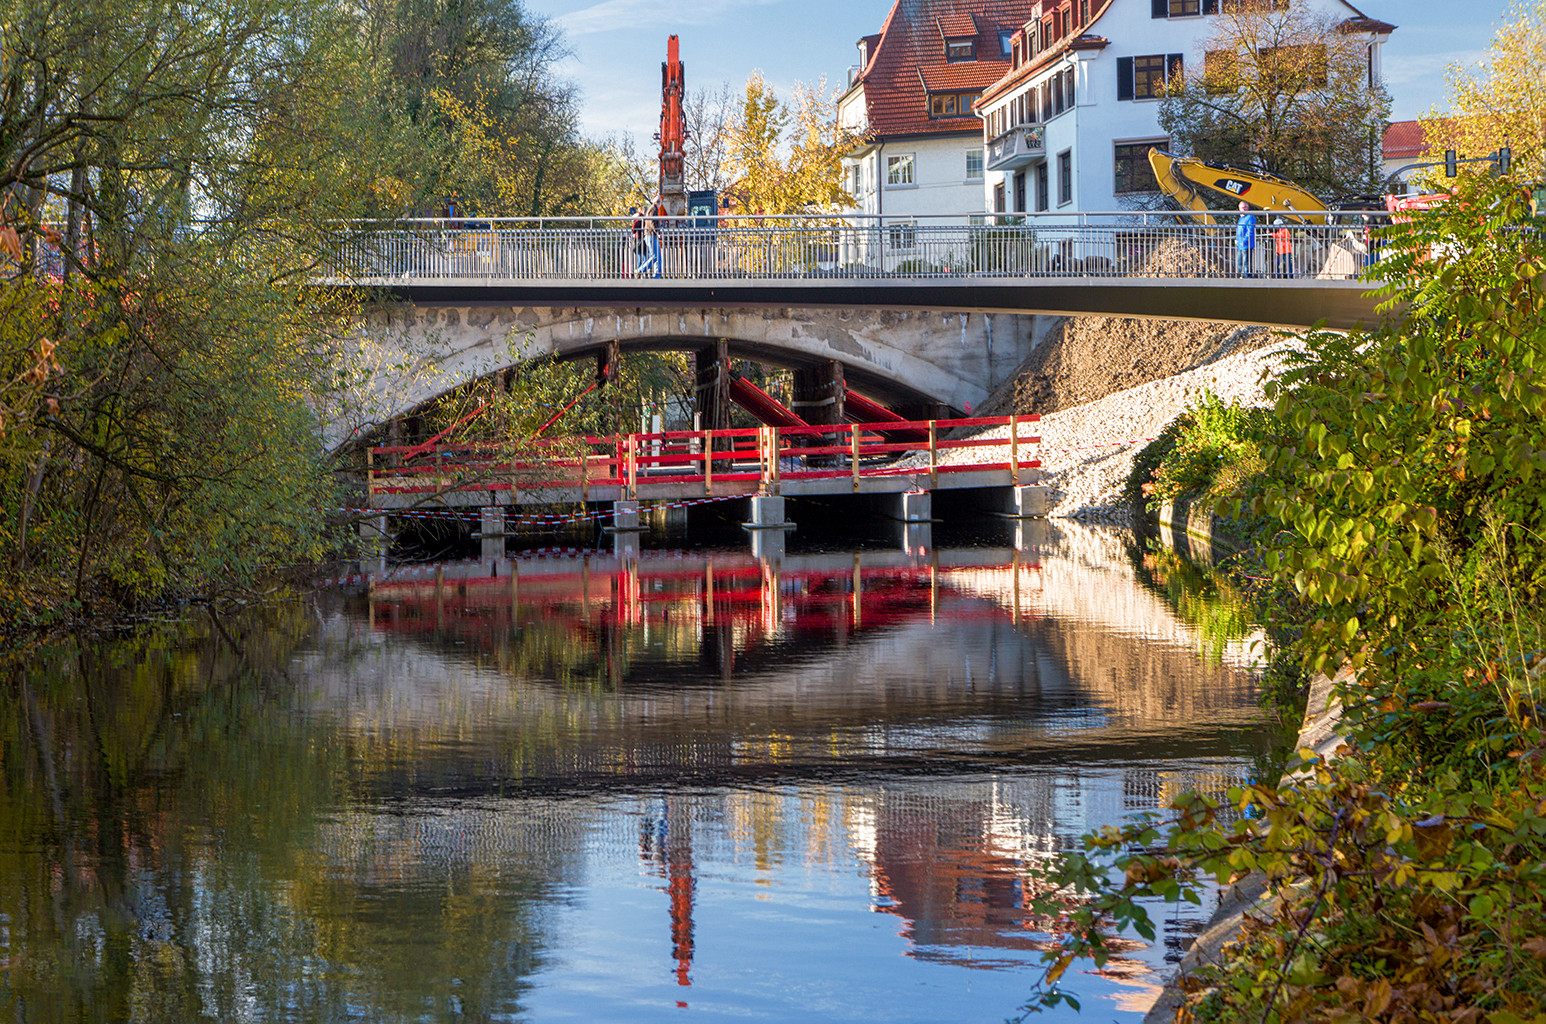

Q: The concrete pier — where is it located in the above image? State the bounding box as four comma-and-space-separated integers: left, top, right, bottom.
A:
359, 514, 388, 577
898, 490, 932, 523
480, 506, 504, 562
747, 494, 787, 529
611, 499, 643, 531
1011, 484, 1049, 519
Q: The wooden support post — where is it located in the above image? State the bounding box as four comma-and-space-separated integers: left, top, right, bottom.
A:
770, 426, 781, 495
927, 420, 938, 488
366, 446, 375, 497
626, 435, 638, 499
851, 424, 861, 493
1009, 413, 1020, 483
704, 430, 714, 495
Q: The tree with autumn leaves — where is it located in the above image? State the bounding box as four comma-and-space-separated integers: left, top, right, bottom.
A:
1424, 1, 1546, 186
1158, 0, 1390, 199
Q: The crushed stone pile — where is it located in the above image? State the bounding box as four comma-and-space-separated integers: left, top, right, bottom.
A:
903, 338, 1304, 522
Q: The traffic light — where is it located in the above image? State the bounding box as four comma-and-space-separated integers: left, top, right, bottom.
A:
1498, 146, 1512, 175
1445, 150, 1458, 177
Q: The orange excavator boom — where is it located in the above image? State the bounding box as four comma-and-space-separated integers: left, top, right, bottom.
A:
658, 35, 687, 217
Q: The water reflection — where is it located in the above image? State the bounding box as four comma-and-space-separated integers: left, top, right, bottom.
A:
0, 521, 1270, 1022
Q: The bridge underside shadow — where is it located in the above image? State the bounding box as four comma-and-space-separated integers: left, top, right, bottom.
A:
377, 276, 1385, 332
328, 304, 1056, 449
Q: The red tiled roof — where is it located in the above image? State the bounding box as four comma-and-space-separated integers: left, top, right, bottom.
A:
852, 0, 1035, 139
919, 63, 1009, 91
1384, 118, 1452, 161
937, 12, 977, 36
1383, 120, 1426, 161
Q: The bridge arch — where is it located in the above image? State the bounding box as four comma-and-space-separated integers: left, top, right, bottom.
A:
332, 303, 1054, 447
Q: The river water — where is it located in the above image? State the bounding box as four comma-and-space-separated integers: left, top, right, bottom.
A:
0, 520, 1274, 1023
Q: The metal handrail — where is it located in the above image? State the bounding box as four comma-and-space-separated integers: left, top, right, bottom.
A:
328, 211, 1389, 283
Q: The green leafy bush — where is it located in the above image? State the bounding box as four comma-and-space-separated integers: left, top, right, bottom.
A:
1018, 175, 1546, 1024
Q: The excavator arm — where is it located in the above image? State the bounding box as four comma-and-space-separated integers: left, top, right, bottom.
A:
657, 35, 687, 217
1147, 148, 1329, 225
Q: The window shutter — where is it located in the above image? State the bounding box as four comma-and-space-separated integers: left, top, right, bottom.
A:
1203, 0, 1219, 13
1168, 53, 1184, 84
1152, 0, 1168, 18
1117, 56, 1134, 100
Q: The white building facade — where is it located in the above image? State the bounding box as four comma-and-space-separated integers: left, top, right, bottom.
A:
836, 1, 1039, 225
976, 0, 1394, 217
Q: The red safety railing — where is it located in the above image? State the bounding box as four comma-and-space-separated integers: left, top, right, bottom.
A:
367, 414, 1040, 499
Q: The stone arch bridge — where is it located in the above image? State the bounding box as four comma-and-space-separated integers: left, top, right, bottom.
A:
330, 303, 1059, 449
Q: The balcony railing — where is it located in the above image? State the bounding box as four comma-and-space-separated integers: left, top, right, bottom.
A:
985, 124, 1046, 171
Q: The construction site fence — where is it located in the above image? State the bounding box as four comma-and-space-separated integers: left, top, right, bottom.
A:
367, 415, 1043, 499
330, 211, 1394, 283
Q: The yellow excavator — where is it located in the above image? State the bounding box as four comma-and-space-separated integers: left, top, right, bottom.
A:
1147, 148, 1330, 225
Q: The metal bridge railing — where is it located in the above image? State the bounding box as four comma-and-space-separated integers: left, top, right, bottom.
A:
329, 211, 1392, 284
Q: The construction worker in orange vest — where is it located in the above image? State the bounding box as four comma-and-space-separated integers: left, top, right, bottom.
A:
1273, 218, 1294, 279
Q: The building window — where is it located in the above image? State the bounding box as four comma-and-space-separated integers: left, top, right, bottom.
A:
994, 182, 1006, 213
1080, 0, 1090, 24
1117, 53, 1183, 101
966, 149, 984, 181
1058, 149, 1072, 205
1035, 162, 1049, 212
999, 29, 1014, 57
1154, 0, 1219, 15
888, 221, 917, 251
1114, 140, 1167, 193
929, 91, 979, 119
851, 163, 862, 196
946, 37, 975, 62
887, 154, 914, 186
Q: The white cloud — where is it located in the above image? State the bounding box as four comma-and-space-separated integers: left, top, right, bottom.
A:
557, 0, 783, 36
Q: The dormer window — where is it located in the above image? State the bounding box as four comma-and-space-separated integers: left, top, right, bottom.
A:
999, 29, 1014, 57
929, 91, 980, 118
946, 37, 975, 62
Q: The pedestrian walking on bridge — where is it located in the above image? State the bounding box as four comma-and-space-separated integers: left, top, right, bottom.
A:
1235, 201, 1257, 278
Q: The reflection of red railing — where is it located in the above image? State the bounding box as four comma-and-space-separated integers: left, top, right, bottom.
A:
367, 415, 1040, 499
365, 564, 1013, 648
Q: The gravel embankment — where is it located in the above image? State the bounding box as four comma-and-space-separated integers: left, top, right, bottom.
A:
908, 339, 1305, 521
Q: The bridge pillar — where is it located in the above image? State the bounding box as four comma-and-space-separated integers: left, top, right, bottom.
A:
359, 514, 388, 577
748, 494, 786, 529
480, 506, 504, 562
792, 360, 845, 426
694, 341, 732, 436
1012, 484, 1050, 518
897, 490, 932, 523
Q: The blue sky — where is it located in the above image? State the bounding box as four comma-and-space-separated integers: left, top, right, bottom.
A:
523, 0, 1508, 144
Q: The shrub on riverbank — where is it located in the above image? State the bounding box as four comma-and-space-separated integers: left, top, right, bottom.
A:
1022, 176, 1546, 1021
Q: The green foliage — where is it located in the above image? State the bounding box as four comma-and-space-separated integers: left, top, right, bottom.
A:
1256, 178, 1546, 680
1017, 174, 1546, 1022
1131, 389, 1284, 510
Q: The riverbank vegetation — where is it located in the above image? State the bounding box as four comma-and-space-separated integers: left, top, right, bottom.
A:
0, 0, 644, 632
1021, 175, 1546, 1019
